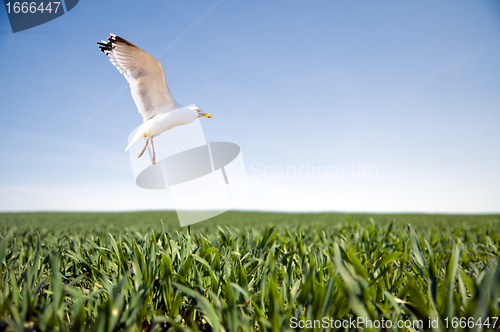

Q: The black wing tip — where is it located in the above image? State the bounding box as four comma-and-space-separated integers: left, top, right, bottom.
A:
96, 33, 117, 54
111, 34, 135, 47
96, 33, 136, 54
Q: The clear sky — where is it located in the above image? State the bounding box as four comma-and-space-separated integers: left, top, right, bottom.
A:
1, 0, 499, 213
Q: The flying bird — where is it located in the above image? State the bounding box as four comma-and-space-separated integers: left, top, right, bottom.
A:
97, 33, 211, 164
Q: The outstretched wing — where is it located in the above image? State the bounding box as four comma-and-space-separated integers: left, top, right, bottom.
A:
98, 34, 180, 122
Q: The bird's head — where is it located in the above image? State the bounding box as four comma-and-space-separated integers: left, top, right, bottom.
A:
187, 105, 212, 119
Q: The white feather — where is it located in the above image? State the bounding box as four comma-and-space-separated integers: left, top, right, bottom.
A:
98, 34, 181, 122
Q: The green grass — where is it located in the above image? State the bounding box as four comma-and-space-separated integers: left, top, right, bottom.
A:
0, 212, 499, 331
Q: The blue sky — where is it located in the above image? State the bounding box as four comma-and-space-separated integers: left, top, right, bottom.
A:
0, 0, 499, 213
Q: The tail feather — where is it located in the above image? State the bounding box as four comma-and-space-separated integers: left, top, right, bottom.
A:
125, 124, 150, 151
125, 139, 139, 152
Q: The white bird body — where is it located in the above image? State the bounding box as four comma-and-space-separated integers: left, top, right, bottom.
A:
125, 106, 199, 152
98, 34, 211, 164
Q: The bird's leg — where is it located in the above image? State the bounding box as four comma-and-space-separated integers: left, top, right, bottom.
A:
137, 137, 149, 158
150, 138, 156, 164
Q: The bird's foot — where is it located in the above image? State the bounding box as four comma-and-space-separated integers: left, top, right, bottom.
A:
150, 138, 156, 164
137, 138, 149, 159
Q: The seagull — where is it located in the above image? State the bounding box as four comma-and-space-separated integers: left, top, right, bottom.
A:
97, 33, 212, 164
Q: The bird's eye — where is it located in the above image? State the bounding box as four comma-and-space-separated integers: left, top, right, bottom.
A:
196, 109, 200, 112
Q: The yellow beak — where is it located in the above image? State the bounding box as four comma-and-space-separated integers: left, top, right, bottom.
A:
201, 113, 212, 118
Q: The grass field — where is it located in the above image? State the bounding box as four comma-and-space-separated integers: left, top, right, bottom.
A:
0, 211, 499, 331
